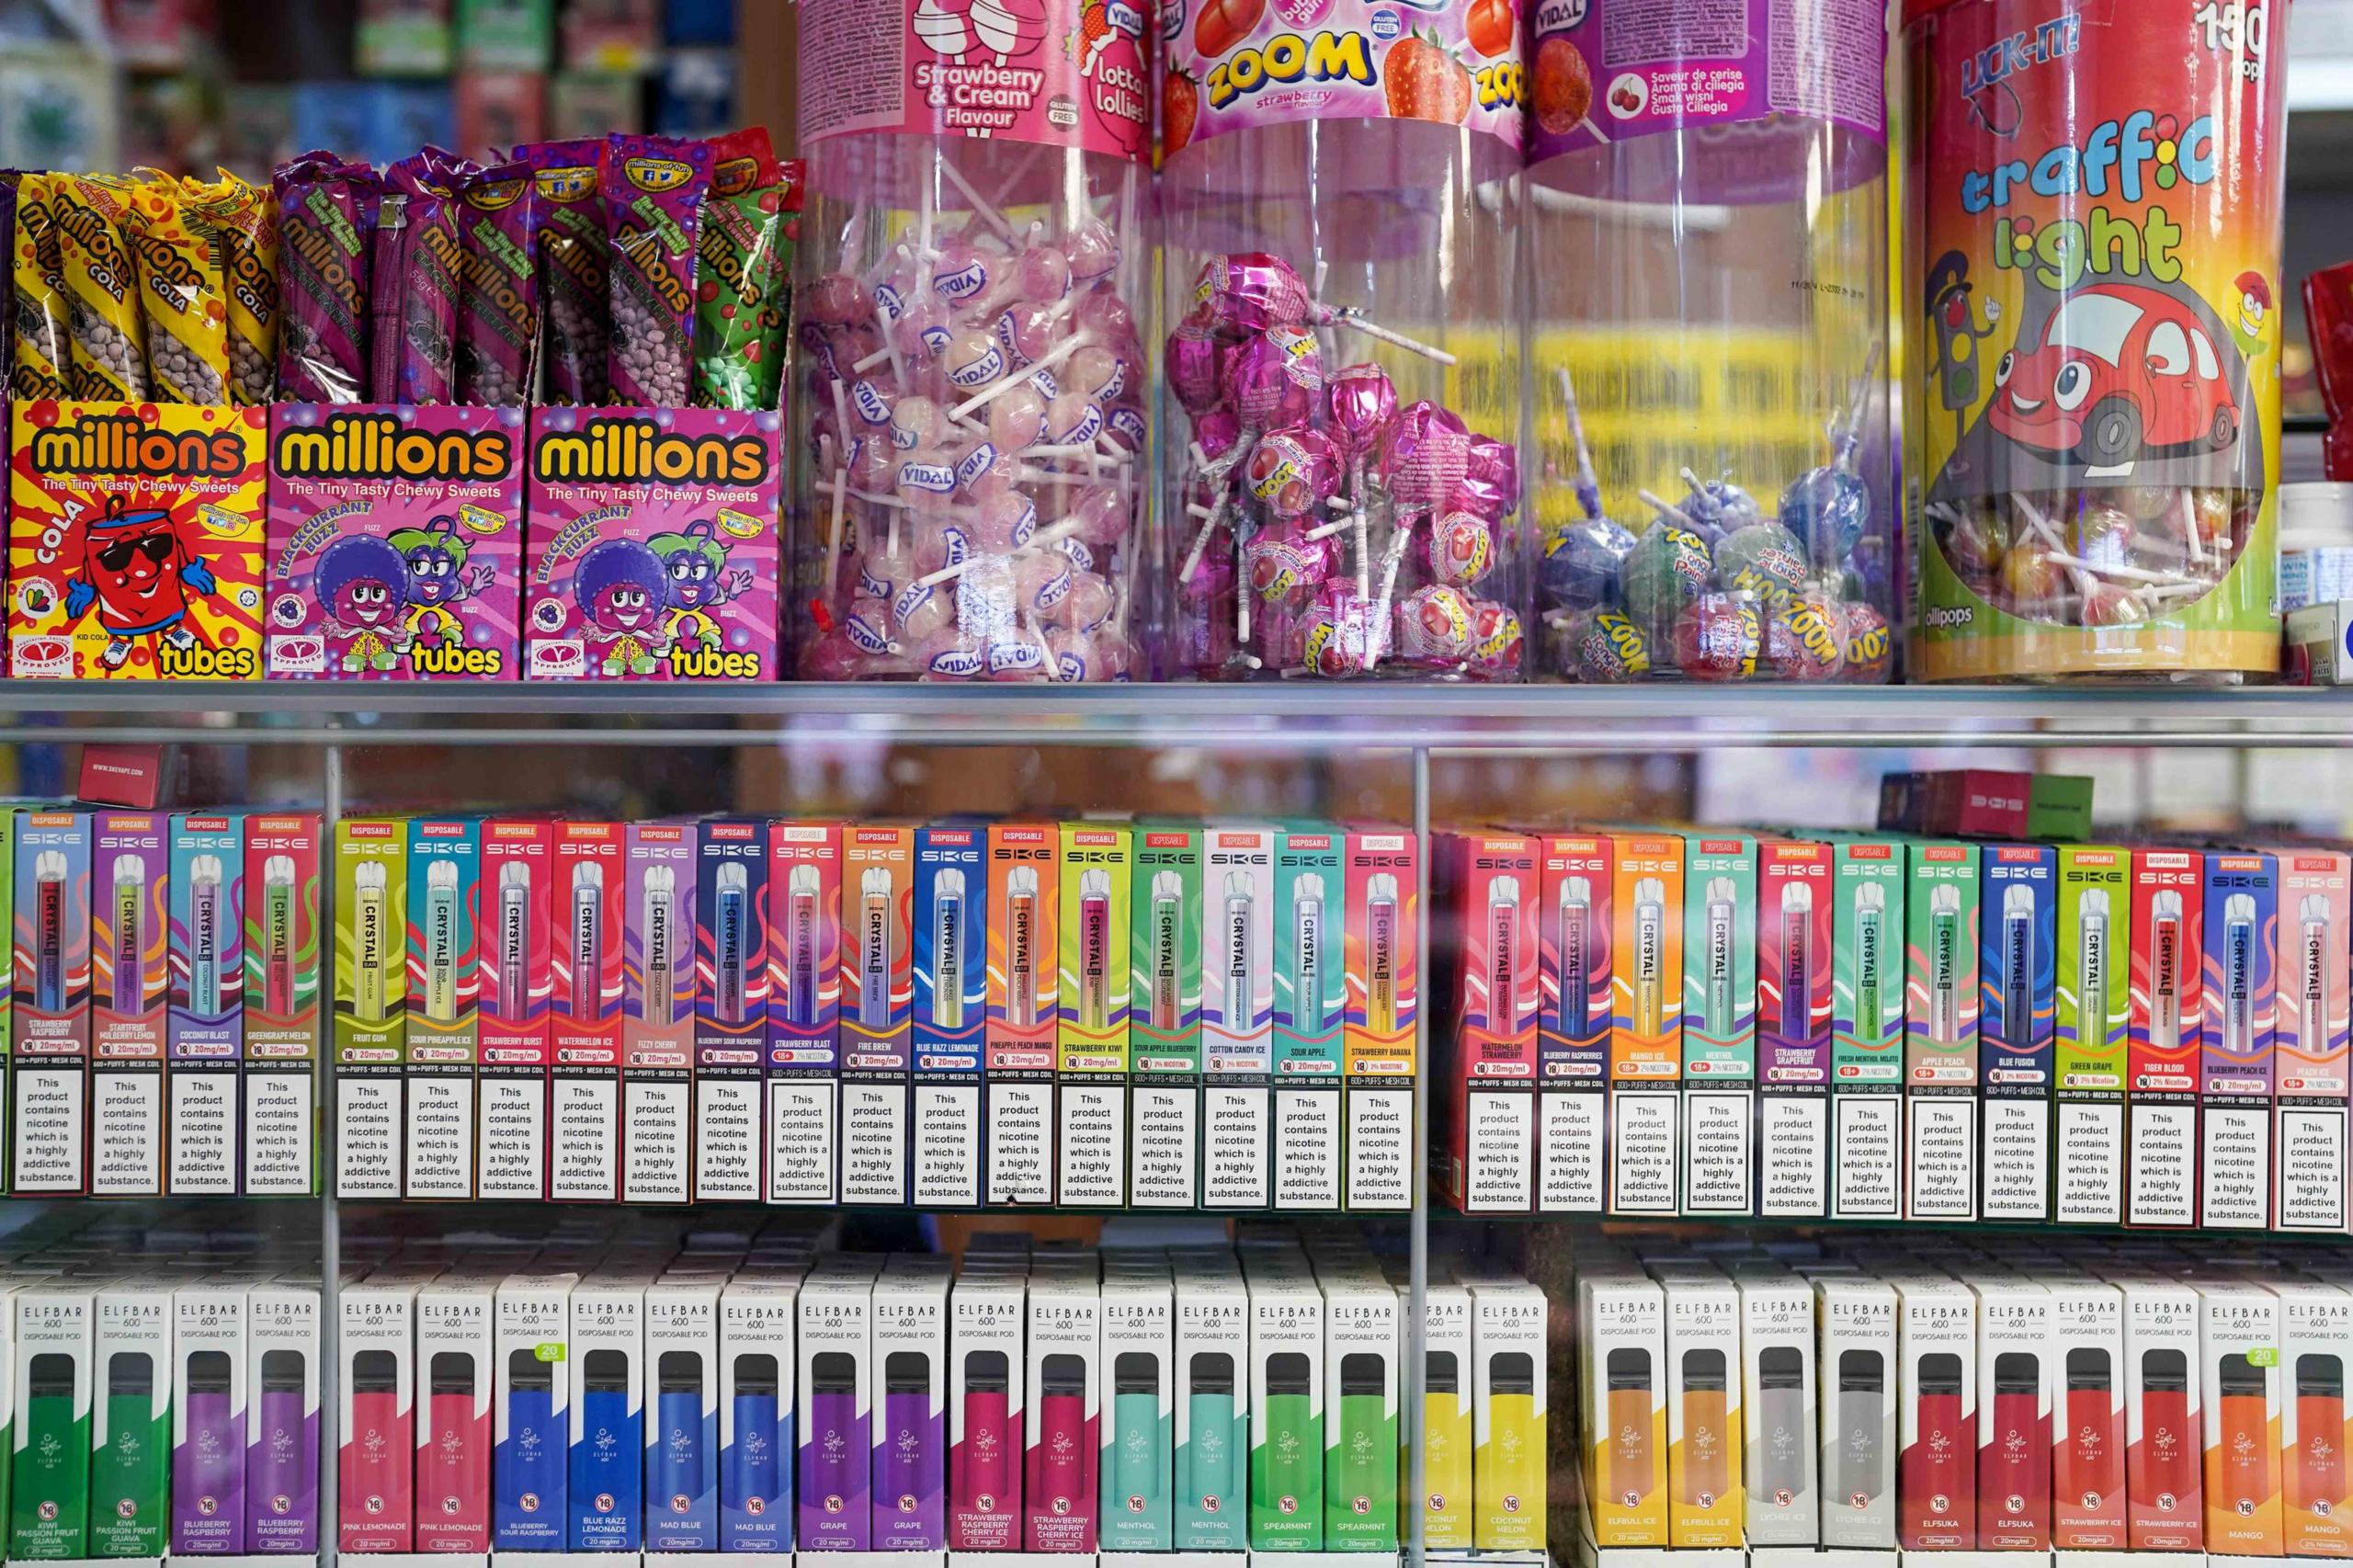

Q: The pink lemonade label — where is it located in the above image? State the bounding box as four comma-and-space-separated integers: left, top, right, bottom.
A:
1164, 0, 1526, 156
799, 0, 1152, 161
1529, 0, 1885, 158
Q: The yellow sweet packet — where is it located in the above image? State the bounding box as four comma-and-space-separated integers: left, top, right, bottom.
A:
187, 170, 278, 406
11, 173, 71, 401
51, 175, 148, 401
127, 180, 230, 404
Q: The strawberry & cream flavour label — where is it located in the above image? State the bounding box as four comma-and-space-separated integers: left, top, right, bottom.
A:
1161, 0, 1526, 158
799, 0, 1152, 160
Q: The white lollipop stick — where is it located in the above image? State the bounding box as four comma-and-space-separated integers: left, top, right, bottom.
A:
1557, 367, 1605, 522
2178, 489, 2208, 568
1578, 114, 1610, 144
2013, 494, 2101, 600
1637, 488, 1699, 528
2045, 551, 2198, 586
911, 517, 1086, 590
1366, 521, 1415, 672
1177, 494, 1230, 584
1351, 461, 1370, 603
948, 332, 1095, 419
1236, 532, 1252, 648
1324, 308, 1458, 366
938, 156, 1017, 243
1026, 442, 1132, 464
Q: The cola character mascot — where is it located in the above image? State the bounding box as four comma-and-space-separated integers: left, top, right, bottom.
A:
65, 496, 221, 669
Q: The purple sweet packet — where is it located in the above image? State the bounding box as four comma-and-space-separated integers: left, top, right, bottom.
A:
522, 138, 609, 406
370, 151, 466, 405
455, 159, 539, 407
601, 132, 711, 409
273, 150, 378, 404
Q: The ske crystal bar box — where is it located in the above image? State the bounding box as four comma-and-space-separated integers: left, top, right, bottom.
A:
1438, 830, 1538, 1215
2202, 851, 2279, 1229
767, 821, 842, 1204
1610, 832, 1686, 1217
1756, 837, 1831, 1217
1130, 823, 1202, 1209
89, 810, 167, 1195
403, 816, 481, 1199
983, 823, 1057, 1206
1058, 823, 1131, 1209
166, 811, 243, 1193
2272, 847, 2350, 1233
841, 824, 913, 1204
688, 818, 762, 1202
477, 817, 552, 1199
2055, 845, 2131, 1224
2130, 848, 2204, 1226
12, 812, 90, 1194
242, 812, 320, 1195
1343, 824, 1416, 1211
913, 822, 985, 1208
625, 819, 698, 1202
334, 819, 406, 1199
1269, 824, 1339, 1210
1680, 832, 1756, 1217
1830, 837, 1905, 1220
550, 821, 624, 1201
1979, 842, 2056, 1221
1537, 831, 1609, 1213
1904, 841, 1981, 1221
1202, 825, 1273, 1210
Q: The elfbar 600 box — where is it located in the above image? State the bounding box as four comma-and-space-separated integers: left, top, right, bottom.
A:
1270, 824, 1339, 1210
914, 823, 985, 1209
333, 820, 405, 1199
1662, 1267, 1740, 1547
642, 1278, 720, 1551
402, 817, 479, 1199
949, 1267, 1026, 1552
624, 821, 696, 1202
1578, 1264, 1665, 1545
476, 818, 551, 1199
494, 1268, 574, 1551
2201, 852, 2278, 1229
242, 812, 319, 1195
167, 812, 242, 1194
91, 1279, 170, 1557
1681, 834, 1756, 1217
1971, 1278, 2049, 1549
688, 818, 762, 1202
1131, 824, 1202, 1208
548, 822, 622, 1202
1439, 831, 1537, 1215
1058, 823, 1131, 1209
1735, 1270, 1814, 1546
11, 1280, 94, 1557
718, 1274, 795, 1551
1831, 839, 1904, 1220
246, 1276, 321, 1554
2054, 846, 2131, 1224
983, 823, 1057, 1206
1815, 1275, 1896, 1549
2120, 1274, 2201, 1550
2130, 849, 2203, 1226
2197, 1278, 2280, 1554
1756, 837, 1830, 1217
2272, 848, 2349, 1233
90, 811, 166, 1195
1343, 824, 1415, 1212
1610, 833, 1684, 1217
2272, 1279, 2350, 1556
1979, 843, 2055, 1221
2047, 1279, 2125, 1549
1904, 841, 1979, 1221
842, 824, 913, 1204
1537, 832, 1609, 1213
1895, 1274, 1976, 1549
767, 821, 842, 1204
1203, 825, 1273, 1210
12, 812, 89, 1193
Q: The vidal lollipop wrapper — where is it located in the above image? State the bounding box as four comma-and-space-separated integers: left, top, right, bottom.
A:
274, 152, 379, 405
602, 132, 710, 409
11, 172, 70, 401
693, 154, 797, 412
52, 175, 149, 402
187, 170, 278, 406
454, 159, 539, 407
127, 177, 231, 405
370, 151, 464, 405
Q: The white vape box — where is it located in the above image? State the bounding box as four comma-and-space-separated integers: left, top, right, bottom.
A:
2275, 1278, 2352, 1557
1894, 1275, 1976, 1551
494, 1267, 575, 1486
2197, 1278, 2280, 1557
1814, 1276, 1896, 1550
1738, 1270, 1816, 1546
2114, 1273, 2201, 1552
93, 1276, 172, 1540
2047, 1278, 2125, 1551
1657, 1267, 1739, 1548
1172, 1262, 1247, 1555
1100, 1269, 1173, 1550
417, 1270, 498, 1549
1245, 1265, 1321, 1528
1578, 1263, 1666, 1546
948, 1268, 1025, 1558
1421, 1278, 1473, 1551
339, 1262, 435, 1554
245, 1277, 321, 1549
1468, 1274, 1543, 1551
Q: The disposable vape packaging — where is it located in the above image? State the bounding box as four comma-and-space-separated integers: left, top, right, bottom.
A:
90, 811, 168, 1196
1972, 1278, 2051, 1549
245, 1278, 321, 1555
767, 822, 843, 1205
403, 817, 481, 1199
718, 1275, 797, 1552
1737, 1270, 1816, 1545
2272, 848, 2350, 1233
1830, 839, 1905, 1220
914, 823, 986, 1208
1438, 830, 1539, 1215
1814, 1276, 1896, 1550
1203, 825, 1275, 1210
1681, 833, 1757, 1217
872, 1265, 948, 1551
1660, 1268, 1742, 1547
1422, 1278, 1473, 1551
2130, 850, 2204, 1227
1342, 824, 1416, 1213
340, 1266, 426, 1552
2201, 852, 2279, 1229
688, 819, 765, 1203
1027, 1265, 1101, 1551
568, 1270, 647, 1551
416, 1273, 496, 1552
0, 808, 15, 1187
1895, 1275, 1976, 1549
2054, 847, 2131, 1224
166, 812, 243, 1194
2274, 1279, 2353, 1556
91, 1279, 171, 1558
2197, 1278, 2281, 1554
1755, 839, 1831, 1218
1610, 832, 1686, 1217
984, 823, 1058, 1206
1173, 1265, 1246, 1551
1537, 831, 1611, 1214
238, 811, 318, 1196
493, 1269, 575, 1551
1904, 841, 1981, 1221
2119, 1274, 2203, 1550
1099, 1270, 1173, 1550
476, 817, 553, 1199
643, 1278, 722, 1551
1470, 1274, 1543, 1552
1131, 824, 1203, 1209
549, 821, 623, 1201
1058, 824, 1132, 1208
12, 812, 89, 1194
333, 819, 406, 1199
2048, 1279, 2126, 1549
624, 821, 697, 1204
1245, 1267, 1321, 1551
841, 824, 914, 1205
1979, 843, 2056, 1221
1321, 1274, 1397, 1551
1270, 825, 1341, 1211
1579, 1266, 1666, 1545
175, 1277, 251, 1554
11, 1280, 93, 1558
797, 1262, 873, 1551
949, 1270, 1026, 1552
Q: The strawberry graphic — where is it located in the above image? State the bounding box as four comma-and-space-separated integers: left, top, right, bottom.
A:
1164, 66, 1200, 156
1384, 29, 1473, 125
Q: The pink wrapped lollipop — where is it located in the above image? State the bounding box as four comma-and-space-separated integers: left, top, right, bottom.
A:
1245, 426, 1341, 524
1192, 253, 1459, 366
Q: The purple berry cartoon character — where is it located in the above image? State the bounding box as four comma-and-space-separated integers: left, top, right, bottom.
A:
647, 518, 750, 653
313, 534, 416, 673
574, 538, 674, 675
392, 514, 496, 608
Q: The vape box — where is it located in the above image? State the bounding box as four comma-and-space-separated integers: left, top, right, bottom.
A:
1422, 1278, 1473, 1551
1058, 824, 1132, 1209
624, 822, 697, 1203
0, 808, 16, 1187
404, 817, 481, 1199
415, 1272, 495, 1551
1831, 838, 1905, 1220
798, 1263, 872, 1551
1131, 824, 1203, 1209
1904, 841, 1981, 1221
1756, 838, 1831, 1217
1097, 1270, 1173, 1551
841, 824, 914, 1204
11, 1280, 94, 1558
983, 823, 1058, 1206
949, 1269, 1026, 1552
1895, 1275, 1976, 1550
717, 1274, 797, 1552
1579, 1265, 1666, 1546
1469, 1274, 1543, 1552
549, 821, 623, 1201
2272, 848, 2349, 1233
334, 819, 406, 1199
2119, 1274, 2202, 1550
642, 1278, 721, 1551
1174, 1266, 1247, 1551
1682, 833, 1756, 1217
1270, 825, 1340, 1211
871, 1264, 948, 1551
767, 821, 843, 1205
2201, 852, 2278, 1229
91, 1279, 172, 1558
1979, 843, 2056, 1221
494, 1268, 575, 1551
2049, 1279, 2126, 1550
1537, 831, 1610, 1214
245, 1278, 321, 1554
340, 1266, 426, 1552
1318, 1274, 1396, 1551
1971, 1278, 2050, 1550
1342, 824, 1416, 1212
567, 1271, 646, 1551
1816, 1276, 1898, 1550
1245, 1267, 1320, 1551
914, 824, 986, 1208
688, 818, 763, 1203
1738, 1270, 1817, 1545
1610, 832, 1686, 1217
90, 810, 168, 1195
240, 812, 319, 1194
2130, 850, 2204, 1227
2055, 846, 2131, 1224
2275, 1279, 2351, 1556
175, 1275, 252, 1553
12, 812, 90, 1193
167, 812, 243, 1194
1203, 825, 1275, 1210
1028, 1263, 1102, 1551
2197, 1278, 2280, 1554
1660, 1268, 1742, 1546
476, 817, 552, 1199
1438, 830, 1538, 1215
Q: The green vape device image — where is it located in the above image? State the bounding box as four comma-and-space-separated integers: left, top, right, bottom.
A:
13, 1349, 89, 1558
1101, 1349, 1170, 1548
91, 1347, 166, 1556
1328, 1349, 1398, 1549
1251, 1349, 1322, 1550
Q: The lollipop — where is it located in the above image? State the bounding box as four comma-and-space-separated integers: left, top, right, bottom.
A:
1193, 253, 1459, 365
1245, 426, 1341, 524
1396, 583, 1474, 661
1777, 343, 1882, 568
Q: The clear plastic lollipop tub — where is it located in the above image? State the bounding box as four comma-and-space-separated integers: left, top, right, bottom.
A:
1527, 1, 1894, 685
790, 0, 1153, 682
1159, 3, 1528, 680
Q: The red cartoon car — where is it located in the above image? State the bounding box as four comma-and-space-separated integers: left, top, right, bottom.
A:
1987, 281, 2240, 467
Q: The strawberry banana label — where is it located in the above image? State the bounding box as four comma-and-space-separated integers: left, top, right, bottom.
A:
1162, 0, 1526, 156
1530, 0, 1884, 158
798, 0, 1151, 161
